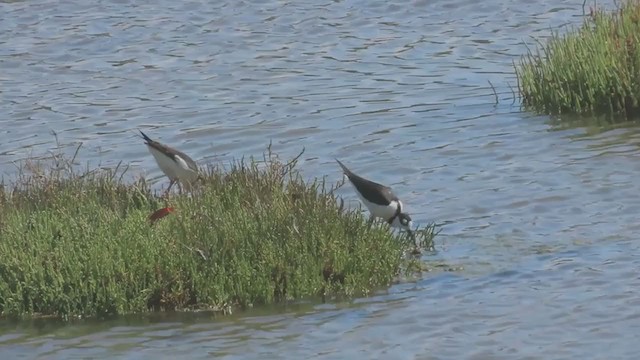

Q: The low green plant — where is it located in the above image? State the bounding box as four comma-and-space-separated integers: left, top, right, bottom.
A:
0, 148, 436, 320
516, 0, 640, 117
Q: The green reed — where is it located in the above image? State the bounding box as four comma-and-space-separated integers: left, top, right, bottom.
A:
516, 0, 640, 117
0, 148, 436, 320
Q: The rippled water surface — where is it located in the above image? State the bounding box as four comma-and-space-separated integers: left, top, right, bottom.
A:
2, 0, 640, 358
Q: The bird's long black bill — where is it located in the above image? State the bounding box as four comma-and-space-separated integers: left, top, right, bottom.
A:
407, 229, 417, 247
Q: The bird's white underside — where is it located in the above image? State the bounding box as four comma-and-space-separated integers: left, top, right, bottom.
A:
360, 196, 401, 221
147, 145, 199, 186
343, 176, 400, 220
342, 174, 413, 230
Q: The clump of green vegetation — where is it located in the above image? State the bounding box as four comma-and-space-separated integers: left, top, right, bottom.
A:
0, 147, 436, 320
516, 0, 640, 117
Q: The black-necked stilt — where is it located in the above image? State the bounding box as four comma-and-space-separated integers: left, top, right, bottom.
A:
335, 159, 413, 233
139, 130, 200, 194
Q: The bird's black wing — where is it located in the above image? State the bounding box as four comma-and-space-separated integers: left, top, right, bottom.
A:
335, 159, 398, 206
139, 130, 199, 172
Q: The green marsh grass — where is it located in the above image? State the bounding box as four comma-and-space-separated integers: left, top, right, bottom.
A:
0, 148, 436, 320
516, 0, 640, 117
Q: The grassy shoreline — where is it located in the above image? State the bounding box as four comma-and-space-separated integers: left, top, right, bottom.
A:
516, 0, 640, 117
0, 149, 436, 320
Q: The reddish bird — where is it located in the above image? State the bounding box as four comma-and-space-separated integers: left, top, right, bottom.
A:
148, 207, 175, 225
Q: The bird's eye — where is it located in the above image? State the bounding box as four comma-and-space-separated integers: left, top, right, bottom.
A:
401, 217, 409, 225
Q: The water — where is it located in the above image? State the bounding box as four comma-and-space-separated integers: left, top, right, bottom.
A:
2, 0, 639, 358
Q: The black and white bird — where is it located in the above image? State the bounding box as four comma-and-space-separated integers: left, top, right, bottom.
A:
335, 159, 413, 233
139, 130, 200, 194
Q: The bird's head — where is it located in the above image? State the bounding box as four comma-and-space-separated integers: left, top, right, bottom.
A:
389, 201, 413, 231
391, 212, 413, 232
391, 212, 417, 245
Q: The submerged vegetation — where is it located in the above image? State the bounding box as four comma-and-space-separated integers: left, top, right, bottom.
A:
516, 0, 640, 117
0, 147, 436, 320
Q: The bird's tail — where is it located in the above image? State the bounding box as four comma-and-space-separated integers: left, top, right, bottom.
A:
335, 158, 352, 177
138, 130, 153, 144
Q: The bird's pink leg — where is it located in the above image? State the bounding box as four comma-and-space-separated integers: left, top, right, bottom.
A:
165, 179, 176, 196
